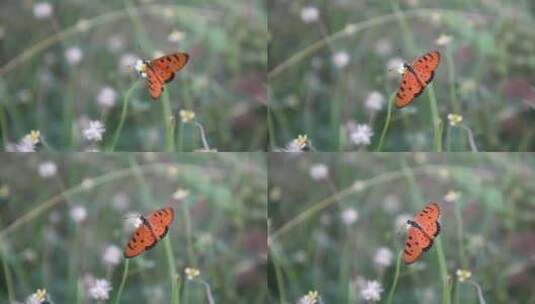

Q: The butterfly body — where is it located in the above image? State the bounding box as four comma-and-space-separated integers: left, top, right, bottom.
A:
123, 207, 175, 258
403, 202, 441, 264
136, 52, 189, 99
395, 50, 441, 108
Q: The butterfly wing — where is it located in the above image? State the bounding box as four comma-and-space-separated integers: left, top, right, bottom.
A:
414, 202, 441, 237
146, 207, 175, 239
124, 223, 157, 258
395, 50, 440, 109
145, 67, 164, 99
149, 53, 189, 83
410, 50, 441, 85
395, 68, 425, 108
403, 226, 432, 264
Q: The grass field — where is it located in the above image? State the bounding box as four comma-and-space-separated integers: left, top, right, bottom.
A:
268, 153, 535, 303
268, 1, 535, 151
0, 0, 267, 152
0, 153, 267, 303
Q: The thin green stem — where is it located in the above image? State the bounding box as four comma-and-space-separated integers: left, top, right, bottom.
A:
375, 93, 395, 151
272, 252, 287, 304
0, 240, 15, 303
385, 251, 402, 304
446, 48, 460, 113
435, 237, 451, 304
427, 85, 442, 151
267, 106, 276, 150
454, 202, 468, 268
0, 103, 8, 147
164, 237, 180, 304
112, 259, 130, 304
161, 90, 174, 152
177, 123, 184, 152
108, 81, 141, 151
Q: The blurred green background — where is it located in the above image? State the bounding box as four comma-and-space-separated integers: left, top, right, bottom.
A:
268, 153, 535, 303
0, 0, 267, 151
268, 0, 535, 151
0, 153, 267, 303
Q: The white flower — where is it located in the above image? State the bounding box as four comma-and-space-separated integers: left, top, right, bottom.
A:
70, 205, 87, 223
83, 120, 105, 142
309, 163, 329, 181
124, 213, 143, 231
284, 134, 308, 152
435, 34, 452, 46
360, 280, 384, 302
332, 51, 350, 68
33, 2, 53, 19
395, 213, 412, 230
119, 53, 140, 73
297, 290, 319, 304
374, 247, 394, 267
173, 188, 190, 200
96, 86, 118, 109
387, 57, 404, 75
102, 245, 122, 266
365, 91, 385, 111
444, 190, 460, 202
88, 279, 112, 300
168, 30, 185, 42
300, 6, 319, 23
349, 124, 374, 146
341, 208, 358, 225
25, 289, 47, 304
14, 137, 36, 152
38, 161, 57, 178
65, 47, 83, 65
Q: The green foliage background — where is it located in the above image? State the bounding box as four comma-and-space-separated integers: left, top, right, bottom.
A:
268, 153, 535, 303
0, 0, 267, 151
268, 0, 535, 151
0, 153, 267, 303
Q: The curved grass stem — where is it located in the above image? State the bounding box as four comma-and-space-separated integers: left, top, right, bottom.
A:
375, 93, 395, 151
107, 81, 141, 151
112, 259, 130, 304
385, 251, 402, 304
427, 86, 442, 151
164, 237, 180, 304
435, 237, 451, 304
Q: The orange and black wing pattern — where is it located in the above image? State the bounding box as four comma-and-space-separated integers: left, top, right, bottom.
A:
146, 207, 175, 238
124, 223, 157, 258
145, 52, 189, 99
395, 50, 441, 108
402, 202, 441, 264
123, 207, 175, 258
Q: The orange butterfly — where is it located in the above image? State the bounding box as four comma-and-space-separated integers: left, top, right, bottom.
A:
123, 207, 175, 258
136, 52, 189, 99
403, 202, 441, 264
395, 50, 441, 108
